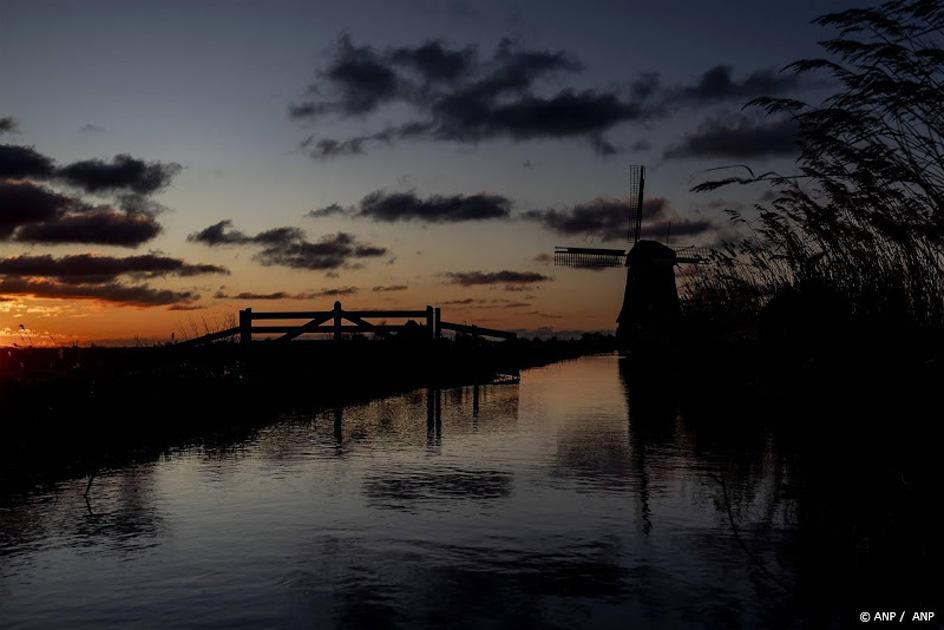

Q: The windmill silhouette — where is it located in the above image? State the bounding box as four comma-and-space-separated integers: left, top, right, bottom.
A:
554, 165, 708, 352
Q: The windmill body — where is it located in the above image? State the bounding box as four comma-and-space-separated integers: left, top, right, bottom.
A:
553, 166, 705, 354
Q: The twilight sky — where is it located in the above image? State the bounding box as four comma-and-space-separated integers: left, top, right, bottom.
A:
1, 0, 852, 345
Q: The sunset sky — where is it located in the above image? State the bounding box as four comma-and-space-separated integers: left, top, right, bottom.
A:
0, 0, 847, 345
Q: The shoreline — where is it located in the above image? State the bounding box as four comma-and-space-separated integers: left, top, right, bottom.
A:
0, 335, 617, 496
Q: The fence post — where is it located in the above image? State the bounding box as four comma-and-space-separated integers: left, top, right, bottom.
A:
434, 307, 441, 340
426, 305, 434, 339
333, 301, 342, 341
239, 308, 252, 346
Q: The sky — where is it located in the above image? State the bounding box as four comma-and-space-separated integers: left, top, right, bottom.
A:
0, 0, 855, 345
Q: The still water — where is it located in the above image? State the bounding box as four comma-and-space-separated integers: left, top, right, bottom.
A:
1, 355, 799, 628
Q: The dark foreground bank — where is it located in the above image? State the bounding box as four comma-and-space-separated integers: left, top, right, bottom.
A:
0, 334, 616, 494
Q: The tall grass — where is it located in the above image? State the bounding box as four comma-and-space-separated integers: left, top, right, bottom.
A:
685, 0, 944, 348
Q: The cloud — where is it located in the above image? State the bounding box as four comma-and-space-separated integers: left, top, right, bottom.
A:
444, 270, 550, 286
663, 115, 798, 159
667, 65, 803, 106
523, 197, 670, 242
357, 190, 511, 222
0, 253, 224, 307
292, 37, 646, 156
187, 220, 304, 246
389, 40, 476, 83
0, 181, 163, 247
0, 254, 227, 284
215, 286, 359, 300
78, 124, 106, 133
441, 298, 478, 304
0, 181, 70, 237
14, 208, 162, 246
215, 291, 290, 300
307, 203, 349, 219
315, 286, 359, 296
304, 135, 371, 158
2, 144, 181, 196
372, 284, 407, 292
56, 154, 181, 195
0, 144, 56, 179
0, 117, 18, 134
256, 232, 386, 270
188, 220, 387, 271
638, 218, 717, 239
0, 277, 197, 307
0, 135, 181, 249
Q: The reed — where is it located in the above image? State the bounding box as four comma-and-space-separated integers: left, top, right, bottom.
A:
684, 1, 944, 359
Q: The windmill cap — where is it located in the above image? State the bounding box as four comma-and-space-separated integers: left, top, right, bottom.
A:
628, 240, 677, 266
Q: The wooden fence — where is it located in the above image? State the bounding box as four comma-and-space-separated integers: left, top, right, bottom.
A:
179, 301, 516, 347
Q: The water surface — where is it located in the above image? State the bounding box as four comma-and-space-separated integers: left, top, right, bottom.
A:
1, 355, 808, 628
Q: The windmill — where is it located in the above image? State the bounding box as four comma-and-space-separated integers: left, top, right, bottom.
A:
554, 165, 709, 352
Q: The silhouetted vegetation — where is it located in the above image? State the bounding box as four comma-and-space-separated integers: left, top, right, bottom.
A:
684, 0, 944, 372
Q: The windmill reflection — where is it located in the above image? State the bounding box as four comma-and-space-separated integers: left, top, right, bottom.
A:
619, 356, 680, 536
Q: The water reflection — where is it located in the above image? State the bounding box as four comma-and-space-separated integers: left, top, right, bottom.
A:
0, 354, 938, 628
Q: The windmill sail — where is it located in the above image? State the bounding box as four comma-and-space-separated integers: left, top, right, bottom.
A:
628, 165, 645, 244
554, 246, 627, 268
673, 246, 712, 264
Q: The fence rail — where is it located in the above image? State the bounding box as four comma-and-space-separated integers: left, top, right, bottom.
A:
179, 301, 516, 347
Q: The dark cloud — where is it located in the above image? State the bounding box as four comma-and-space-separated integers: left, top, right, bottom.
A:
0, 254, 227, 284
441, 298, 478, 305
306, 136, 369, 158
186, 220, 246, 245
389, 40, 476, 83
186, 220, 303, 246
189, 220, 386, 271
292, 35, 401, 118
0, 144, 56, 179
257, 232, 386, 270
0, 276, 197, 307
292, 37, 643, 156
0, 117, 18, 134
630, 72, 661, 101
215, 286, 359, 300
663, 115, 798, 159
78, 124, 106, 134
590, 135, 618, 156
668, 65, 802, 106
15, 209, 162, 246
0, 136, 179, 248
0, 181, 72, 237
444, 270, 550, 286
56, 154, 181, 195
523, 197, 669, 242
357, 190, 511, 222
215, 290, 290, 300
449, 89, 641, 141
315, 286, 360, 296
639, 218, 717, 239
1, 181, 162, 247
372, 284, 407, 292
2, 145, 180, 196
307, 203, 349, 219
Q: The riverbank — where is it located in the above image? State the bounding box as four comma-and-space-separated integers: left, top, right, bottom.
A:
0, 334, 617, 495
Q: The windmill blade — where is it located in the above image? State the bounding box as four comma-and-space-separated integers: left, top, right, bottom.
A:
627, 165, 645, 244
673, 246, 712, 264
555, 246, 627, 268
